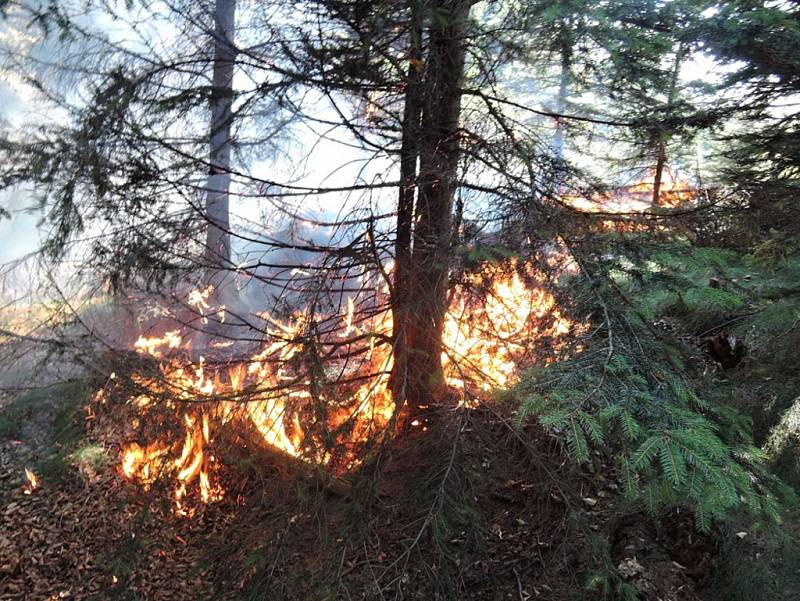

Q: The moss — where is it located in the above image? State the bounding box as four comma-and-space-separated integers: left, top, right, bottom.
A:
71, 443, 109, 471
1, 380, 92, 482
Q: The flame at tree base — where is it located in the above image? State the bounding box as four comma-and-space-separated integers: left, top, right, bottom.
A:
111, 257, 575, 512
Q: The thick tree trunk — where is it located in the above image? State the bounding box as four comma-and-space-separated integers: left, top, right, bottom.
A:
205, 0, 236, 274
196, 0, 236, 347
403, 0, 472, 415
389, 3, 423, 404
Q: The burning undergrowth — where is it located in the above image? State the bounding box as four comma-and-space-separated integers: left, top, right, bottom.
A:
97, 256, 578, 513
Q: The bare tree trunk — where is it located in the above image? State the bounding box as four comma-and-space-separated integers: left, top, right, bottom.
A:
205, 0, 236, 274
652, 42, 685, 206
404, 0, 472, 415
553, 46, 570, 161
195, 0, 236, 348
389, 2, 423, 404
652, 140, 667, 206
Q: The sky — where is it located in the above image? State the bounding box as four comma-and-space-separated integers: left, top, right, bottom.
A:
0, 74, 41, 266
0, 1, 399, 279
0, 6, 77, 268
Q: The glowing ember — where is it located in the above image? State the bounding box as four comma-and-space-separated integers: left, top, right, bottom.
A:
23, 468, 38, 494
115, 258, 575, 511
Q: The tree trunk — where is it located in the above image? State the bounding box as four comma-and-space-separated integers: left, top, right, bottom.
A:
553, 42, 571, 161
403, 0, 472, 415
652, 140, 667, 206
652, 42, 685, 206
389, 2, 423, 404
205, 0, 236, 274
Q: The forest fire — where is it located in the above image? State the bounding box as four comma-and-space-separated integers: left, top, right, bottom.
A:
112, 175, 685, 510
442, 260, 572, 390
114, 258, 573, 510
2, 0, 795, 596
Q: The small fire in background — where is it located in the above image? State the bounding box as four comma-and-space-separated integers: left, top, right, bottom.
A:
564, 168, 696, 214
23, 467, 38, 494
111, 256, 577, 512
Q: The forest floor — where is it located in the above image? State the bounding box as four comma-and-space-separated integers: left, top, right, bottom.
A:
0, 378, 767, 601
4, 246, 800, 600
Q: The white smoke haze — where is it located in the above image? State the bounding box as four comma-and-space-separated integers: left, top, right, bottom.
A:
0, 0, 390, 340
0, 0, 560, 396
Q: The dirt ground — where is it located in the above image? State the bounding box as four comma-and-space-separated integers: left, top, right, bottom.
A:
0, 379, 727, 601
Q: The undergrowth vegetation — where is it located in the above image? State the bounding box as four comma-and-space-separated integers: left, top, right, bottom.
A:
510, 240, 800, 597
704, 520, 800, 601
0, 380, 95, 483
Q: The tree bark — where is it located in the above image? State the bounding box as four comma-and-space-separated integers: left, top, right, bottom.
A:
389, 2, 423, 404
652, 140, 667, 206
403, 0, 472, 415
205, 0, 236, 273
652, 42, 685, 206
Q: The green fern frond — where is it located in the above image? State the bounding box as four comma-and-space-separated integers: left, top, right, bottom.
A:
632, 435, 662, 469
580, 411, 605, 445
567, 417, 591, 464
510, 245, 795, 533
685, 286, 746, 313
658, 440, 686, 486
619, 410, 642, 441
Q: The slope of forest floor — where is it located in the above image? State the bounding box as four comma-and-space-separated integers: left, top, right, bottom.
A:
3, 382, 793, 601
2, 248, 800, 601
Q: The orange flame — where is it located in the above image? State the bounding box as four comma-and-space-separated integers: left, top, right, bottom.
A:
565, 168, 696, 215
443, 259, 572, 391
23, 468, 38, 494
116, 257, 575, 510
